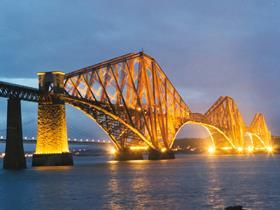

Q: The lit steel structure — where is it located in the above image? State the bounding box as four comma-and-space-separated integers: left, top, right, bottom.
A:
63, 52, 189, 152
0, 52, 273, 166
61, 52, 272, 153
248, 113, 272, 150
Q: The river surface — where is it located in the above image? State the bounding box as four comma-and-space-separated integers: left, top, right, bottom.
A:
0, 154, 279, 210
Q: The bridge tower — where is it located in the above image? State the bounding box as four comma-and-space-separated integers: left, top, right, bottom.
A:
3, 98, 26, 169
205, 96, 246, 149
32, 71, 73, 166
249, 113, 272, 148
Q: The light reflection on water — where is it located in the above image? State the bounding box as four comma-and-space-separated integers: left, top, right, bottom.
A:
206, 159, 225, 209
0, 154, 279, 210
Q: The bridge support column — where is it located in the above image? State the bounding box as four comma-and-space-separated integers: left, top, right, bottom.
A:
32, 71, 73, 167
114, 149, 143, 161
148, 149, 175, 160
3, 98, 26, 169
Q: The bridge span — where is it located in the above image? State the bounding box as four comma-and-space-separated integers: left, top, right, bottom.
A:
0, 138, 111, 145
0, 52, 273, 169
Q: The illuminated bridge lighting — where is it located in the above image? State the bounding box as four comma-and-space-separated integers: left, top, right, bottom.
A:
237, 147, 243, 153
247, 146, 254, 153
109, 147, 116, 155
267, 146, 273, 153
161, 148, 167, 153
129, 146, 149, 151
208, 146, 215, 154
0, 52, 273, 159
221, 147, 232, 151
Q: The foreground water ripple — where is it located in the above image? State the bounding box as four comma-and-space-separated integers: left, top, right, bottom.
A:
0, 154, 279, 210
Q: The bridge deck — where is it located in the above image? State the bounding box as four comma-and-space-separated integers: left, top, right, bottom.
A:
0, 81, 39, 102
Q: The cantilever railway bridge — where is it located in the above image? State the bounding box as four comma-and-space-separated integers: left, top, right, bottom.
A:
0, 52, 273, 168
62, 52, 272, 152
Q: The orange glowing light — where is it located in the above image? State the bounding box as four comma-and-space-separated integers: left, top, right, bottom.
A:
35, 104, 69, 154
221, 147, 232, 151
208, 146, 215, 154
237, 147, 243, 153
247, 146, 254, 153
109, 148, 117, 155
161, 148, 167, 153
129, 146, 149, 151
267, 146, 273, 153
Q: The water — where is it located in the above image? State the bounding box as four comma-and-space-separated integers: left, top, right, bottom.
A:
0, 154, 279, 210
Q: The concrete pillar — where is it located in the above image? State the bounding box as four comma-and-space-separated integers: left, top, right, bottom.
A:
3, 98, 26, 169
32, 71, 73, 166
148, 149, 175, 160
114, 149, 143, 161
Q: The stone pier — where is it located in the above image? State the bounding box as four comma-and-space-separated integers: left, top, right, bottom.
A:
32, 71, 73, 166
114, 149, 144, 161
3, 98, 26, 169
148, 149, 175, 160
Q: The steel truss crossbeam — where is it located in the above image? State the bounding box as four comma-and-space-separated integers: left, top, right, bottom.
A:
0, 81, 39, 102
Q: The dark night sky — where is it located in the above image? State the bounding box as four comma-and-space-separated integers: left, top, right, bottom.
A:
0, 0, 279, 138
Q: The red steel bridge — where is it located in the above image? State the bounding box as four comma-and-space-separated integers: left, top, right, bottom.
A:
0, 52, 273, 169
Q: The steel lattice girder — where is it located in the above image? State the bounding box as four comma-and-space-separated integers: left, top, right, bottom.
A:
0, 81, 39, 102
0, 53, 272, 151
204, 96, 246, 147
62, 52, 272, 150
249, 113, 271, 146
63, 52, 191, 150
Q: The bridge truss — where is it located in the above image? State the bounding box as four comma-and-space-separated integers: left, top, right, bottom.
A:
62, 52, 272, 153
0, 81, 39, 102
63, 52, 190, 151
0, 52, 272, 154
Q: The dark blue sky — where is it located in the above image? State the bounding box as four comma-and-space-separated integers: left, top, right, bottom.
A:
0, 0, 279, 138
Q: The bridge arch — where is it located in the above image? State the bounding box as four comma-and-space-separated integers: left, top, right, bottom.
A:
63, 96, 155, 151
170, 120, 236, 151
245, 131, 272, 151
